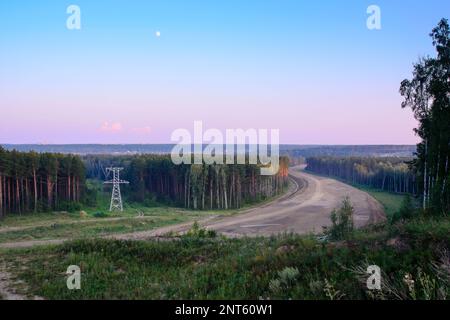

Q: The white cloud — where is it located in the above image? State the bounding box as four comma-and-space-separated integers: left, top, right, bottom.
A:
99, 121, 123, 133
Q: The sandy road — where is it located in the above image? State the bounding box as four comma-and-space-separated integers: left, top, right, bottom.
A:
0, 167, 385, 248
180, 166, 386, 237
128, 166, 385, 238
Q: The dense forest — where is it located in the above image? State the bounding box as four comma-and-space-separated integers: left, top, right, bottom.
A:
306, 157, 417, 194
0, 147, 85, 217
84, 154, 290, 210
400, 19, 450, 214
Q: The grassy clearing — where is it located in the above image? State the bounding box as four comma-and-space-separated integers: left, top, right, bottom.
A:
357, 187, 405, 219
1, 216, 449, 300
0, 217, 177, 243
0, 207, 226, 244
0, 180, 294, 244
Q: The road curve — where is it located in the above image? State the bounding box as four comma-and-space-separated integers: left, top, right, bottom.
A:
186, 166, 386, 237
0, 167, 386, 248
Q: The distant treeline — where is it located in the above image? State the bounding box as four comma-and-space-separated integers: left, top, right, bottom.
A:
0, 147, 85, 216
306, 157, 417, 194
283, 145, 416, 158
2, 144, 416, 158
84, 155, 290, 210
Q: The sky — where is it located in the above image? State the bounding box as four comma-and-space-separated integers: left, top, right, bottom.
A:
0, 0, 449, 144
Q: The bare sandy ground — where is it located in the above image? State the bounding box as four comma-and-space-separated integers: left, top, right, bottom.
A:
0, 263, 43, 300
0, 167, 385, 248
162, 166, 386, 237
0, 269, 26, 300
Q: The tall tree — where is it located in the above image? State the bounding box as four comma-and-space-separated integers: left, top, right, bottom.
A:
400, 18, 450, 214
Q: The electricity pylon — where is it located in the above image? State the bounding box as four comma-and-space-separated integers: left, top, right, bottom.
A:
104, 167, 129, 212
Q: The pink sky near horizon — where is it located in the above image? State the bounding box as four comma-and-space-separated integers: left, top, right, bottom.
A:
0, 69, 419, 145
0, 87, 419, 145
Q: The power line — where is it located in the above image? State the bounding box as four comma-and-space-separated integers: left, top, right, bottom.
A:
103, 167, 129, 212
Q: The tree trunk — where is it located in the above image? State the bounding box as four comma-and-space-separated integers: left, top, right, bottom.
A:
423, 140, 428, 209
33, 168, 37, 213
16, 177, 21, 215
47, 176, 53, 209
0, 174, 3, 217
68, 174, 71, 201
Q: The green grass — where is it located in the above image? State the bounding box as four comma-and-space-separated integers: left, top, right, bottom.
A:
0, 207, 230, 244
1, 176, 445, 300
356, 186, 405, 219
0, 211, 83, 228
1, 215, 449, 300
0, 217, 177, 243
0, 181, 293, 244
0, 203, 268, 245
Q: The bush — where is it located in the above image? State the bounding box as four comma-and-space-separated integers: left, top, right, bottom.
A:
93, 211, 108, 218
185, 221, 217, 238
391, 194, 416, 223
82, 179, 99, 207
325, 197, 354, 240
56, 201, 82, 212
269, 267, 300, 295
143, 196, 158, 208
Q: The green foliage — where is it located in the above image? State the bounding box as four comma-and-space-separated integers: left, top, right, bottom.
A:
185, 221, 217, 238
391, 195, 416, 223
400, 18, 450, 215
84, 154, 290, 210
142, 195, 158, 208
325, 197, 354, 240
82, 180, 99, 207
2, 215, 449, 300
92, 211, 108, 218
268, 267, 300, 297
306, 156, 416, 194
0, 207, 226, 244
56, 201, 83, 213
323, 279, 345, 300
362, 188, 404, 220
0, 148, 86, 216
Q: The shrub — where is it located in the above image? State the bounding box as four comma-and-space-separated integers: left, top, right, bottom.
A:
269, 267, 300, 296
143, 196, 158, 208
56, 201, 82, 212
93, 211, 108, 218
391, 194, 416, 223
185, 221, 217, 238
325, 197, 354, 240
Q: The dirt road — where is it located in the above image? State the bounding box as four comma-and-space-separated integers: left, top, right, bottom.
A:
175, 167, 386, 237
118, 166, 385, 238
0, 167, 385, 248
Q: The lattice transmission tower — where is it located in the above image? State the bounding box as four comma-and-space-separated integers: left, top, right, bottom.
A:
104, 167, 129, 212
